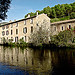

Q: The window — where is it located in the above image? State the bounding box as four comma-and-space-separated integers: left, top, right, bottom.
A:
2, 26, 5, 30
11, 30, 13, 35
31, 26, 33, 33
6, 25, 9, 29
16, 29, 18, 34
23, 27, 27, 34
11, 24, 13, 28
30, 18, 33, 24
62, 26, 63, 30
24, 20, 26, 25
15, 37, 18, 42
11, 37, 13, 41
16, 23, 18, 27
69, 25, 71, 29
6, 30, 9, 35
7, 37, 8, 40
25, 36, 26, 42
54, 27, 56, 31
2, 31, 5, 36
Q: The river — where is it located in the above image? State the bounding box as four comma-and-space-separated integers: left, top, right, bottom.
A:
0, 46, 75, 75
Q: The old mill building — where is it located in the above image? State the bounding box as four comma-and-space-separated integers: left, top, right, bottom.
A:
0, 13, 75, 44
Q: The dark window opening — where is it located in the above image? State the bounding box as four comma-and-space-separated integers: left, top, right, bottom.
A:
16, 29, 18, 34
11, 30, 13, 35
31, 26, 33, 33
69, 25, 71, 29
62, 26, 63, 30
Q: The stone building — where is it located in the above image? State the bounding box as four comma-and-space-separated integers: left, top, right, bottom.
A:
0, 13, 75, 44
0, 13, 50, 43
51, 19, 75, 35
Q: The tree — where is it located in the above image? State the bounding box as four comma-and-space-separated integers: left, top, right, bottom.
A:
65, 4, 72, 16
51, 8, 56, 18
70, 12, 75, 19
0, 0, 11, 20
51, 30, 75, 47
60, 4, 65, 17
29, 19, 50, 46
70, 2, 75, 12
43, 6, 51, 17
54, 4, 61, 18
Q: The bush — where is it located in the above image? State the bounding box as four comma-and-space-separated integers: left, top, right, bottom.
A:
51, 18, 60, 23
51, 29, 75, 47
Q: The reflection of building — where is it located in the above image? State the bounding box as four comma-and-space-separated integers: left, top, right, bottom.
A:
0, 46, 52, 74
51, 49, 75, 67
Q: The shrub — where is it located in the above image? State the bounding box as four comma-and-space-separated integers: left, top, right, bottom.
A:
51, 29, 75, 47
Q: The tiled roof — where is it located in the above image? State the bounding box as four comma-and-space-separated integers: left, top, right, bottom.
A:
0, 16, 36, 27
51, 19, 75, 25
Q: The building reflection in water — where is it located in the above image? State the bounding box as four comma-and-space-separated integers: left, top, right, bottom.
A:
0, 46, 52, 75
0, 46, 75, 75
51, 49, 75, 75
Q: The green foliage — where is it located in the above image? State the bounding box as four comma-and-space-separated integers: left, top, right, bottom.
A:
59, 16, 70, 21
0, 0, 11, 20
43, 6, 51, 17
51, 29, 75, 47
29, 19, 50, 46
25, 2, 75, 21
3, 37, 6, 44
65, 4, 72, 16
8, 38, 27, 47
51, 16, 70, 23
70, 12, 75, 19
51, 18, 60, 23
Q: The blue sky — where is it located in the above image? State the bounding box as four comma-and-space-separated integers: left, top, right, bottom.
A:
3, 0, 75, 22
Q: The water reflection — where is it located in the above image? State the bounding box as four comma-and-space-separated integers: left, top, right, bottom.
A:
0, 46, 52, 75
51, 49, 75, 75
0, 46, 75, 75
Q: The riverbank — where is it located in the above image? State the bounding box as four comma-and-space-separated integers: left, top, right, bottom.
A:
0, 42, 75, 49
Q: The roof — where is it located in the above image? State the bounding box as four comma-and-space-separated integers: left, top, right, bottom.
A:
51, 19, 75, 25
0, 15, 36, 27
0, 22, 8, 25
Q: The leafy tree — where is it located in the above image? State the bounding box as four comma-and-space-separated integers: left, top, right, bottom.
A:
70, 12, 75, 19
60, 4, 66, 17
70, 2, 75, 12
29, 19, 50, 46
65, 4, 72, 16
36, 10, 43, 14
43, 6, 51, 17
51, 30, 75, 47
51, 8, 56, 18
0, 0, 11, 20
54, 4, 61, 18
25, 2, 75, 22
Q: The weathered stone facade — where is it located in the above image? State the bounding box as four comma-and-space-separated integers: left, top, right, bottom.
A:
0, 13, 75, 44
51, 19, 75, 35
0, 13, 50, 44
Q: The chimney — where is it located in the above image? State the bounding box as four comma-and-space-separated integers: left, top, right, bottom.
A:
9, 20, 12, 23
27, 14, 30, 18
37, 12, 38, 16
14, 19, 16, 22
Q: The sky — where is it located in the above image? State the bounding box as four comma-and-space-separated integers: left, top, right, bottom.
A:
2, 0, 75, 22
